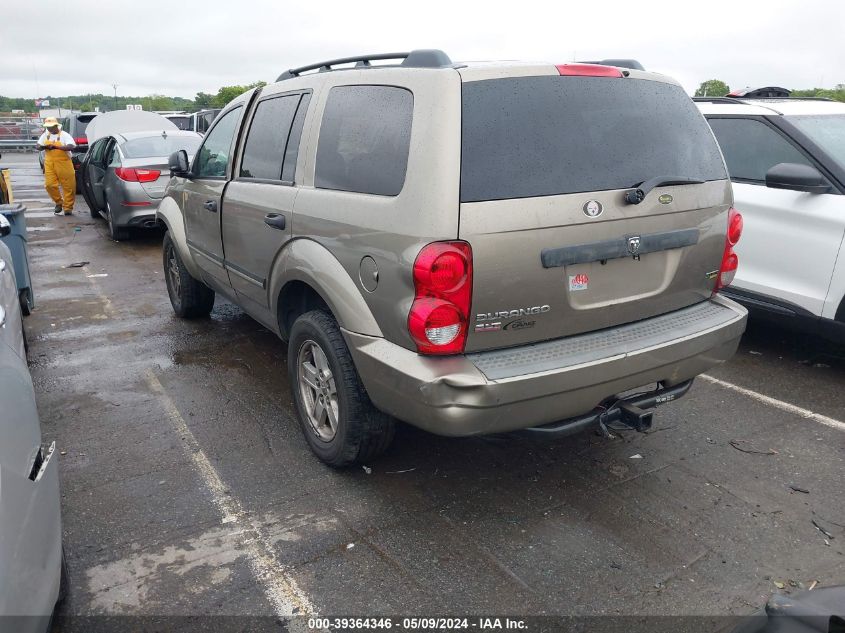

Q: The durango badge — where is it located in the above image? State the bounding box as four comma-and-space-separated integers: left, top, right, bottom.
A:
583, 200, 603, 218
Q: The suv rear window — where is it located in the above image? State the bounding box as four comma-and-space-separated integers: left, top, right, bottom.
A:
315, 86, 413, 196
460, 77, 727, 203
76, 114, 97, 136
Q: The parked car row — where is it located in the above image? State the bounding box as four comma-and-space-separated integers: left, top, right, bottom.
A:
163, 109, 222, 134
78, 111, 202, 240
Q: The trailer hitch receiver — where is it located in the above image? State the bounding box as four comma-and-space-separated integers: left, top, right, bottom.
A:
618, 402, 654, 432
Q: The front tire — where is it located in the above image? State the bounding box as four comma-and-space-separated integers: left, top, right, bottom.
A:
163, 232, 215, 318
288, 310, 394, 467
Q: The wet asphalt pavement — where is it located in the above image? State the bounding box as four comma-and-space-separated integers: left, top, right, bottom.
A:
4, 152, 845, 627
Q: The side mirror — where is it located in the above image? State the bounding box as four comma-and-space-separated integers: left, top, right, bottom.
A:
765, 163, 831, 194
169, 150, 190, 177
0, 214, 11, 238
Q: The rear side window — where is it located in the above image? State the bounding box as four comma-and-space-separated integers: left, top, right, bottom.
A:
709, 118, 813, 182
240, 94, 302, 181
167, 116, 192, 131
76, 114, 97, 136
461, 77, 727, 202
315, 86, 413, 196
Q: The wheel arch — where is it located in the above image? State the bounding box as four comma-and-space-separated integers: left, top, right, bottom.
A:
271, 239, 383, 341
157, 195, 202, 279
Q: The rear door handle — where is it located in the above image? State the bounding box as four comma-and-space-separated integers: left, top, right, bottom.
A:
203, 200, 218, 212
264, 213, 286, 230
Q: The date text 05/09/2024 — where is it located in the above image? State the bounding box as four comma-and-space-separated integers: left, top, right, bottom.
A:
307, 617, 528, 630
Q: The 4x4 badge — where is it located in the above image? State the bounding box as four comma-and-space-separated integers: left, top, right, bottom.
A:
658, 194, 673, 204
583, 200, 603, 218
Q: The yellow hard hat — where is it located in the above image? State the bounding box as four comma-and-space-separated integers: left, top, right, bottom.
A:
43, 117, 62, 128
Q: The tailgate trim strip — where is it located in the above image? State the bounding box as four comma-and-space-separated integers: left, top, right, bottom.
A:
540, 228, 699, 268
468, 299, 737, 381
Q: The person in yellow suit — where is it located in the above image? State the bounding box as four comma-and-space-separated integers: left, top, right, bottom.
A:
36, 117, 77, 215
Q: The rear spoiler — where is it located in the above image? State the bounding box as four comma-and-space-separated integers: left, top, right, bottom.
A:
578, 59, 644, 71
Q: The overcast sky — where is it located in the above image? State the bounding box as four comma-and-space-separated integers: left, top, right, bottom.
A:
2, 0, 843, 99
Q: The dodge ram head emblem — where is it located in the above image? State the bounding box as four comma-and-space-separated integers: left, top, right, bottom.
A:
583, 200, 603, 218
627, 236, 642, 257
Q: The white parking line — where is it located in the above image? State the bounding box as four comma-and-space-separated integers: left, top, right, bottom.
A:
700, 374, 845, 432
145, 370, 315, 623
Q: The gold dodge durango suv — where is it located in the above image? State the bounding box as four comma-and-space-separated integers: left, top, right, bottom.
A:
157, 49, 748, 466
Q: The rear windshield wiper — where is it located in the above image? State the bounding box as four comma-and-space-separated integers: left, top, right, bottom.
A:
624, 176, 705, 204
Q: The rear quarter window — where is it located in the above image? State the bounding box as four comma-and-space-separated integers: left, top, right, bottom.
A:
315, 85, 413, 196
461, 76, 727, 202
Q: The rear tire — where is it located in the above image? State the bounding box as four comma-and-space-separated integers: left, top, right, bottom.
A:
57, 546, 69, 604
288, 310, 394, 467
106, 199, 130, 241
163, 231, 215, 318
19, 288, 31, 316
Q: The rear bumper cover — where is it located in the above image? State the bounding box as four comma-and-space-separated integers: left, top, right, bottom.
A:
346, 294, 747, 436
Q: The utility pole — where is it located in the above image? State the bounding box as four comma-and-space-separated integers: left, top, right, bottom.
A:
112, 84, 118, 111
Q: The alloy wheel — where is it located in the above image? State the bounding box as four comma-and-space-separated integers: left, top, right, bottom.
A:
166, 245, 181, 299
297, 340, 339, 442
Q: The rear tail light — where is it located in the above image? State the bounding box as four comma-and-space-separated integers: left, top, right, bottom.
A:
408, 241, 473, 355
114, 167, 161, 183
74, 136, 87, 145
715, 207, 743, 292
556, 63, 623, 78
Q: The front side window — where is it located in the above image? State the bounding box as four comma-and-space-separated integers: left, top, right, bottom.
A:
240, 94, 300, 181
194, 106, 241, 179
786, 114, 845, 171
107, 142, 120, 167
315, 86, 413, 196
90, 138, 107, 164
708, 117, 812, 183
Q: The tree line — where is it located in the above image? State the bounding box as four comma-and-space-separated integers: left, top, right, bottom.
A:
0, 82, 266, 114
695, 79, 845, 101
3, 78, 843, 114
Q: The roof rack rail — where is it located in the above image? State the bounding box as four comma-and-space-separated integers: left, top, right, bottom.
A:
579, 59, 644, 71
276, 49, 453, 82
693, 95, 836, 103
692, 96, 740, 103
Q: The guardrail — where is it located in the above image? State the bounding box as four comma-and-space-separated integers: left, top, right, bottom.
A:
0, 139, 38, 150
0, 116, 43, 152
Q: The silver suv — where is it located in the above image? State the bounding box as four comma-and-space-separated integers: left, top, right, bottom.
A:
158, 50, 748, 466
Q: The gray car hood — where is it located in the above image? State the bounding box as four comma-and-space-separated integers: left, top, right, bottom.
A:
86, 111, 178, 143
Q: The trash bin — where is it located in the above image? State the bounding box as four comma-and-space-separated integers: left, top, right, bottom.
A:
0, 203, 34, 315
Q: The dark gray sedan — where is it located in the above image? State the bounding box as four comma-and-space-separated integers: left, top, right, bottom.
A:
80, 130, 201, 240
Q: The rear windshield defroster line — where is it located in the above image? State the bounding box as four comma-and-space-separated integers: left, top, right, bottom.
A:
460, 76, 727, 203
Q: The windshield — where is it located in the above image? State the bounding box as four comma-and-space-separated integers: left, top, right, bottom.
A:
787, 114, 845, 169
461, 76, 727, 202
121, 135, 201, 158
